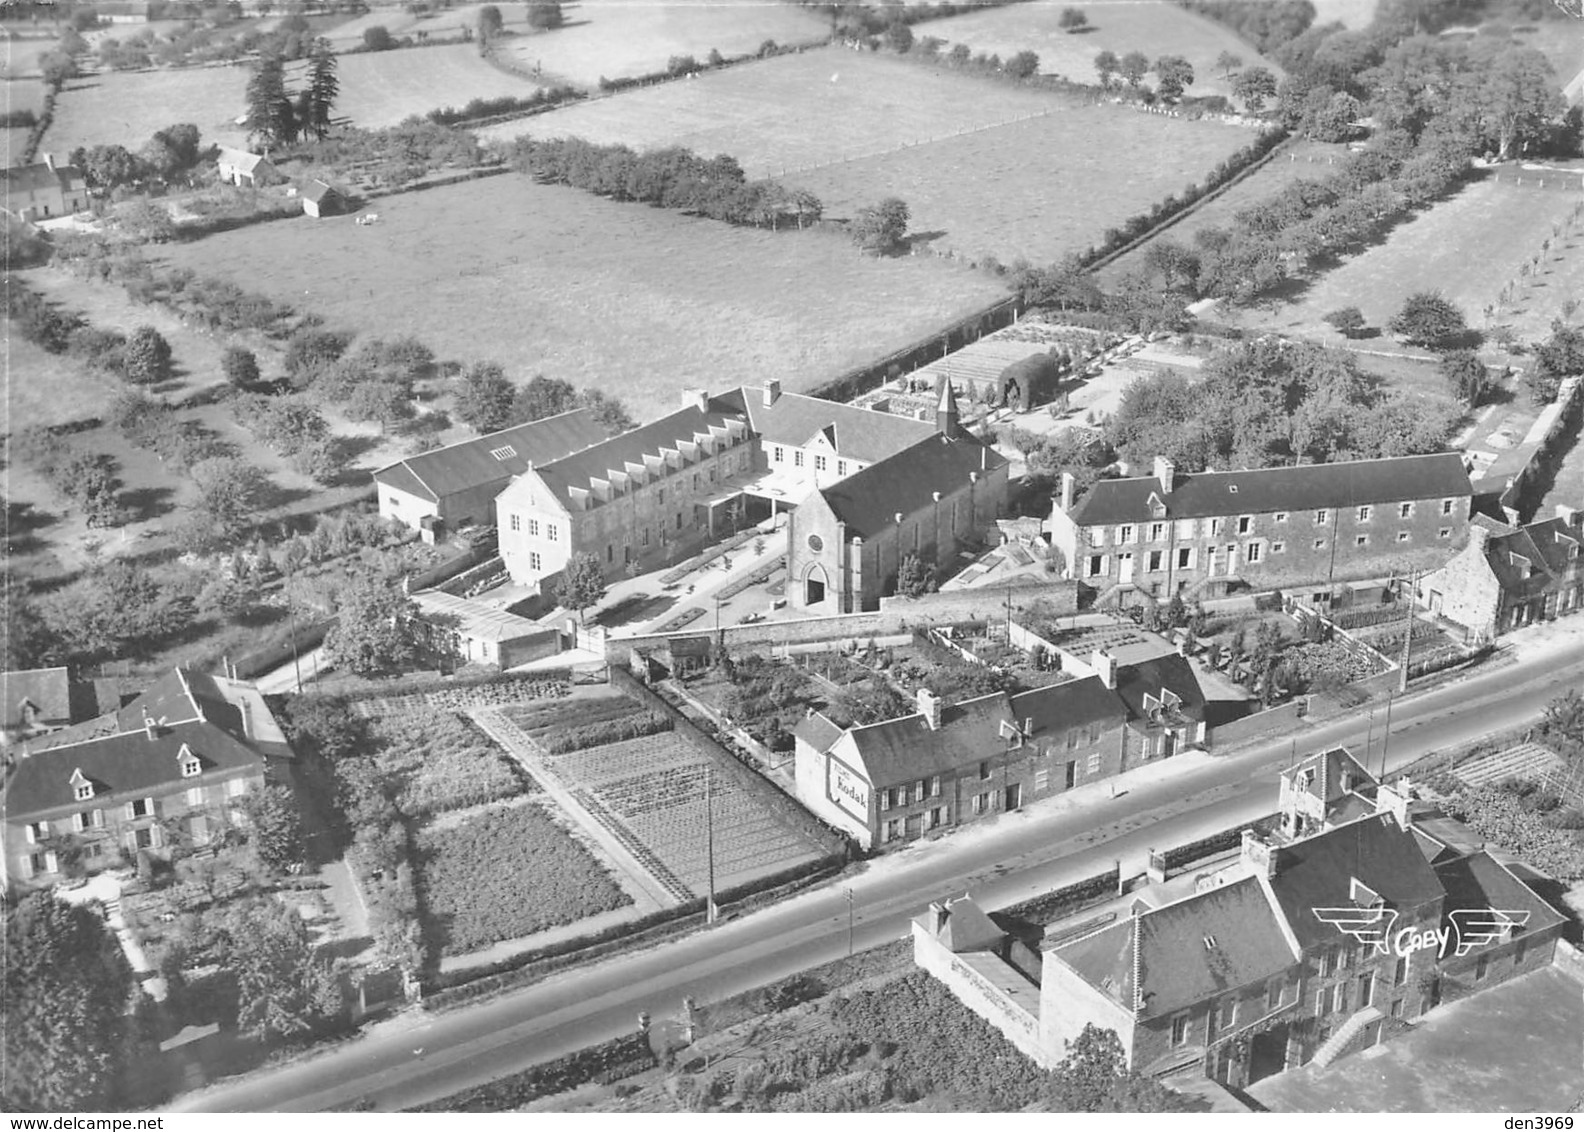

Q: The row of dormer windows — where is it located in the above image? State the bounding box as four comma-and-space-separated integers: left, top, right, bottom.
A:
1098, 499, 1461, 546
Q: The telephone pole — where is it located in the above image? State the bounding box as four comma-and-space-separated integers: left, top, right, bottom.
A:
705, 765, 717, 924
1397, 570, 1418, 695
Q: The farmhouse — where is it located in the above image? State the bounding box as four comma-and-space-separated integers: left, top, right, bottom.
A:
495, 384, 944, 590
915, 754, 1566, 1083
214, 146, 282, 188
1, 155, 89, 222
1047, 453, 1475, 603
409, 590, 560, 670
300, 179, 346, 218
786, 384, 1010, 613
0, 668, 293, 890
1415, 506, 1584, 642
374, 408, 609, 536
795, 662, 1197, 851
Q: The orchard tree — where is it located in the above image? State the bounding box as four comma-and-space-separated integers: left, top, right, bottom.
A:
361, 25, 395, 51
454, 361, 517, 433
122, 325, 173, 384
188, 457, 269, 547
882, 19, 913, 53
1004, 50, 1040, 79
527, 0, 563, 30
478, 3, 503, 42
852, 196, 910, 256
1324, 306, 1368, 338
1118, 50, 1150, 88
1531, 320, 1584, 403
555, 551, 606, 623
1094, 49, 1119, 88
1440, 349, 1490, 408
325, 578, 419, 677
1152, 55, 1194, 102
1232, 65, 1278, 112
1389, 291, 1471, 349
1215, 49, 1242, 79
223, 345, 261, 389
1, 893, 134, 1109
1058, 7, 1089, 32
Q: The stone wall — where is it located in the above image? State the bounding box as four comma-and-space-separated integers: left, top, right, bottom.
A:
912, 922, 1051, 1068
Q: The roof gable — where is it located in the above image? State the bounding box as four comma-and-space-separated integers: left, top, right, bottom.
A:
737, 387, 936, 464
1114, 654, 1206, 724
819, 432, 1007, 538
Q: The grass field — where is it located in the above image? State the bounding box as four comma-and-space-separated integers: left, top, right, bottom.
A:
3, 78, 46, 161
1100, 137, 1352, 283
47, 67, 251, 154
788, 103, 1251, 264
155, 174, 1008, 421
288, 44, 544, 128
491, 0, 830, 88
480, 46, 1067, 175
1309, 0, 1380, 29
1229, 175, 1584, 347
2, 34, 58, 81
316, 3, 497, 51
912, 0, 1285, 100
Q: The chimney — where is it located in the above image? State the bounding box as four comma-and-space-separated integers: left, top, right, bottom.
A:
917, 688, 943, 730
41, 152, 54, 170
1556, 504, 1581, 530
1154, 455, 1176, 494
1241, 828, 1276, 877
1092, 649, 1117, 690
1059, 471, 1075, 513
929, 900, 948, 935
679, 387, 710, 412
143, 714, 157, 741
762, 380, 781, 407
1176, 634, 1189, 657
239, 697, 253, 739
1470, 523, 1492, 554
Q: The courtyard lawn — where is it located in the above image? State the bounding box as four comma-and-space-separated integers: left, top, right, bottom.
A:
912, 0, 1285, 100
490, 0, 830, 89
416, 801, 630, 955
1230, 174, 1584, 347
154, 174, 1009, 422
788, 103, 1252, 265
1248, 966, 1584, 1112
479, 46, 1071, 176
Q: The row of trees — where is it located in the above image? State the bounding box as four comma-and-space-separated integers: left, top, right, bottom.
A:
245, 38, 339, 149
452, 366, 635, 436
1092, 50, 1198, 101
505, 136, 825, 230
67, 122, 207, 189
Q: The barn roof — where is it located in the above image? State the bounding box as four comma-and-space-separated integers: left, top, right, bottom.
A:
373, 409, 608, 503
301, 179, 341, 204
215, 146, 271, 174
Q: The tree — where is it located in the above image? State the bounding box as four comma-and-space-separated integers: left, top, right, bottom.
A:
1048, 1025, 1196, 1111
1216, 49, 1243, 78
527, 0, 563, 30
1094, 49, 1119, 87
362, 25, 395, 51
1389, 291, 1471, 349
478, 3, 503, 42
78, 143, 145, 188
223, 345, 261, 389
512, 373, 581, 421
1118, 51, 1150, 88
39, 50, 79, 89
1542, 688, 1584, 760
554, 551, 606, 623
344, 380, 415, 431
896, 554, 935, 597
64, 452, 123, 528
455, 361, 517, 433
882, 19, 913, 53
221, 899, 344, 1041
241, 784, 304, 872
1473, 46, 1563, 161
1531, 320, 1584, 403
1232, 65, 1278, 112
1440, 349, 1490, 408
1324, 306, 1368, 338
121, 325, 173, 385
852, 196, 910, 256
1152, 55, 1194, 102
305, 37, 338, 140
188, 457, 269, 547
2, 893, 134, 1109
245, 52, 290, 148
325, 578, 419, 677
1058, 7, 1088, 32
1004, 50, 1040, 79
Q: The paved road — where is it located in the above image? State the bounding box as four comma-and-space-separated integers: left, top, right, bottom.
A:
173, 622, 1584, 1112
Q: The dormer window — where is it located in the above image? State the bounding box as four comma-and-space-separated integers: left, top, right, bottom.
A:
1203, 934, 1218, 950
179, 743, 201, 778
70, 768, 93, 802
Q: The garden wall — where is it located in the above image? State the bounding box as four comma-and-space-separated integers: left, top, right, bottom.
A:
1208, 699, 1308, 749
1503, 376, 1584, 524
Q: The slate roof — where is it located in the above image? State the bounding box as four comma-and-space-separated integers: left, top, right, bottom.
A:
1282, 747, 1376, 809
1434, 850, 1567, 936
1484, 515, 1583, 600
1267, 813, 1446, 952
844, 691, 1012, 783
302, 179, 341, 204
215, 146, 270, 175
793, 710, 843, 755
1067, 453, 1472, 527
1, 162, 85, 201
2, 668, 73, 729
1053, 876, 1296, 1018
1113, 653, 1207, 727
925, 896, 1008, 954
726, 386, 937, 465
374, 408, 607, 503
818, 432, 1008, 539
1008, 676, 1125, 739
522, 397, 750, 512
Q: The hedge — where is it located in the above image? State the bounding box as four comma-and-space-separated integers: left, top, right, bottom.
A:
408, 1031, 657, 1112
1001, 865, 1120, 925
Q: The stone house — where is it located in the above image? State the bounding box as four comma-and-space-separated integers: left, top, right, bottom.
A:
214, 146, 283, 188
1416, 506, 1584, 641
1, 155, 89, 222
1047, 453, 1474, 603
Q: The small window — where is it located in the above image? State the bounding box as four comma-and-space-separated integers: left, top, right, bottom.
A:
530, 552, 542, 571
1315, 509, 1329, 525
509, 514, 521, 532
1399, 502, 1413, 519
187, 786, 204, 806
1237, 516, 1252, 535
528, 518, 540, 537
1439, 527, 1452, 539
1087, 752, 1101, 774
1170, 1013, 1190, 1046
130, 798, 152, 819
489, 445, 517, 461
1120, 524, 1134, 543
1274, 512, 1288, 523
815, 454, 827, 472
1087, 555, 1104, 578
1149, 522, 1166, 542
794, 451, 804, 467
1397, 531, 1411, 543
1246, 542, 1263, 563
75, 782, 93, 802
1442, 498, 1455, 516
25, 821, 48, 843
1356, 534, 1369, 547
1177, 547, 1192, 568
929, 776, 940, 797
1271, 541, 1285, 554
1357, 505, 1372, 522
1148, 550, 1164, 572
773, 446, 784, 463
837, 460, 847, 476
979, 761, 991, 780
547, 523, 558, 541
1314, 538, 1327, 550
227, 777, 248, 798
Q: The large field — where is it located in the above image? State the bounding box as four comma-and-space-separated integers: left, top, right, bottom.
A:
491, 0, 830, 88
788, 103, 1251, 264
1228, 174, 1584, 346
155, 174, 1008, 421
289, 44, 544, 128
1100, 137, 1352, 283
480, 47, 1069, 176
912, 0, 1285, 100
